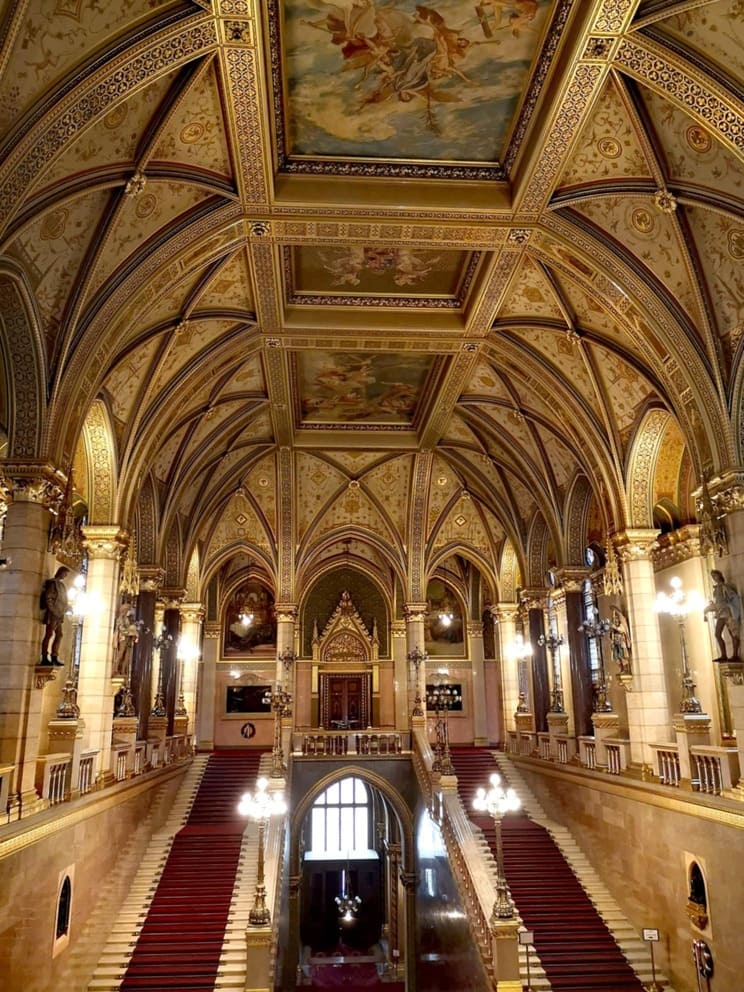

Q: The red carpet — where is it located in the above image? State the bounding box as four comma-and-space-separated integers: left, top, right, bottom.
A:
451, 748, 645, 991
120, 749, 265, 992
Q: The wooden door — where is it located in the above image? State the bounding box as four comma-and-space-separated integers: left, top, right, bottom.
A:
321, 673, 369, 729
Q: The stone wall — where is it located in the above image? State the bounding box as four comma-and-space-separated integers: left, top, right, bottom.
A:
514, 761, 744, 992
0, 766, 189, 992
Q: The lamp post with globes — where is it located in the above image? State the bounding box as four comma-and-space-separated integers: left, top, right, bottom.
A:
473, 773, 521, 922
655, 577, 705, 714
578, 603, 613, 713
263, 683, 292, 779
538, 598, 565, 714
407, 645, 427, 718
238, 777, 287, 925
426, 683, 461, 776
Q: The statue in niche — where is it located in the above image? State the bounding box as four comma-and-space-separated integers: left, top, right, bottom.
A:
40, 566, 71, 666
704, 570, 741, 662
112, 602, 141, 678
609, 607, 632, 675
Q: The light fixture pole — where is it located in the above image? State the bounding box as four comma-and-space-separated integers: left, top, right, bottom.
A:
150, 627, 172, 717
426, 683, 461, 775
473, 773, 521, 922
655, 577, 705, 714
407, 645, 427, 718
538, 599, 565, 713
579, 603, 613, 712
238, 777, 287, 926
263, 683, 292, 778
278, 647, 296, 689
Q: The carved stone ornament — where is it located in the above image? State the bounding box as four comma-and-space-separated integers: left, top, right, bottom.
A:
137, 566, 165, 592
614, 529, 659, 563
82, 526, 128, 560
720, 661, 744, 687
686, 900, 709, 931
34, 665, 58, 689
651, 525, 702, 569
124, 171, 147, 197
404, 603, 428, 624
2, 463, 65, 508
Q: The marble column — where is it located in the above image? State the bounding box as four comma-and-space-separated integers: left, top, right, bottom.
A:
548, 589, 574, 735
391, 620, 408, 732
178, 602, 204, 735
525, 591, 550, 732
615, 530, 673, 766
0, 469, 63, 815
468, 620, 488, 745
78, 525, 128, 785
493, 605, 519, 734
131, 567, 163, 741
198, 622, 220, 751
161, 592, 184, 736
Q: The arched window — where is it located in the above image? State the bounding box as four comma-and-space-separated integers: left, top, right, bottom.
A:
582, 579, 601, 681
56, 876, 72, 940
309, 777, 371, 857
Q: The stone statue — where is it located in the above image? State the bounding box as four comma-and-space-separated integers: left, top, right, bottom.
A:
112, 602, 140, 678
40, 566, 71, 666
610, 607, 632, 675
704, 570, 741, 662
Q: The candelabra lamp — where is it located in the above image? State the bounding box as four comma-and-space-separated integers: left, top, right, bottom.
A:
237, 777, 287, 925
426, 684, 461, 775
578, 604, 613, 712
263, 683, 292, 778
473, 773, 521, 921
407, 645, 428, 718
655, 577, 705, 714
57, 575, 96, 720
150, 627, 172, 717
537, 622, 565, 714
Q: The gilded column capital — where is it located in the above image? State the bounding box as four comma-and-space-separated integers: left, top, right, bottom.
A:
552, 566, 589, 592
137, 566, 165, 592
391, 620, 406, 638
160, 587, 187, 610
274, 603, 298, 623
204, 621, 222, 640
404, 603, 428, 623
81, 525, 128, 559
491, 604, 518, 624
520, 587, 548, 610
180, 601, 205, 624
651, 524, 702, 569
613, 529, 659, 563
705, 471, 744, 514
1, 461, 65, 507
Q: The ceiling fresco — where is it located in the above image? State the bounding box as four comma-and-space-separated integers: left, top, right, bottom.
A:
286, 245, 477, 305
273, 0, 557, 176
293, 350, 436, 425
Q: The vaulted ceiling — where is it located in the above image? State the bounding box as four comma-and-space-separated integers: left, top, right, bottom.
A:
0, 0, 742, 599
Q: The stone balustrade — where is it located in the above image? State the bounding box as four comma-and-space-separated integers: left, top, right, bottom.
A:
690, 745, 740, 795
295, 730, 408, 757
650, 743, 681, 786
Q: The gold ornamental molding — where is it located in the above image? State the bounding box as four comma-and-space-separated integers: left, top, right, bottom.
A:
651, 525, 702, 570
265, 219, 509, 251
613, 528, 659, 563
137, 566, 166, 593
81, 526, 129, 560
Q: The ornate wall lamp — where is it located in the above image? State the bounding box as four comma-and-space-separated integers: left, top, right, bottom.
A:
538, 597, 565, 714
473, 773, 521, 921
263, 683, 292, 779
407, 645, 428, 718
238, 777, 287, 926
278, 647, 296, 687
655, 577, 705, 714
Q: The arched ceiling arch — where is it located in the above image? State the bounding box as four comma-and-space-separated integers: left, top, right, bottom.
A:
1, 0, 743, 593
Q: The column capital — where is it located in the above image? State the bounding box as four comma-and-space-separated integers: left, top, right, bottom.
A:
651, 524, 702, 569
274, 602, 297, 622
180, 601, 205, 624
160, 587, 187, 610
81, 525, 128, 559
704, 470, 744, 514
404, 603, 428, 623
391, 620, 406, 637
613, 529, 659, 562
520, 587, 548, 609
0, 460, 65, 507
137, 566, 165, 592
204, 621, 222, 639
552, 565, 589, 592
491, 603, 518, 623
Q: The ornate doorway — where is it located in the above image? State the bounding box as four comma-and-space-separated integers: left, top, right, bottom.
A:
320, 672, 371, 730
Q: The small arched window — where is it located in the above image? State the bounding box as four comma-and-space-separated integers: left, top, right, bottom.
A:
56, 876, 72, 940
309, 776, 371, 857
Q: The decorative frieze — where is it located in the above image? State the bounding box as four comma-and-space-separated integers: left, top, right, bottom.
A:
651, 525, 703, 570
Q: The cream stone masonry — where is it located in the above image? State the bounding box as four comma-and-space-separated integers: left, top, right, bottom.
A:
493, 605, 519, 734
404, 603, 428, 718
178, 602, 204, 731
197, 621, 220, 751
391, 620, 408, 732
468, 621, 488, 746
78, 526, 128, 785
616, 531, 672, 766
548, 590, 575, 735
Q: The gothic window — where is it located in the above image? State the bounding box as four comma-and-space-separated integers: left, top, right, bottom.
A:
582, 579, 601, 681
309, 777, 371, 856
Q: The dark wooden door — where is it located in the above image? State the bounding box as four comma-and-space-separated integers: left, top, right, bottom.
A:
322, 674, 367, 729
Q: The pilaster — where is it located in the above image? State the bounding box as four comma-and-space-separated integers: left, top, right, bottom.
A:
493, 605, 519, 733
391, 620, 408, 731
179, 601, 204, 733
468, 620, 488, 745
198, 621, 220, 750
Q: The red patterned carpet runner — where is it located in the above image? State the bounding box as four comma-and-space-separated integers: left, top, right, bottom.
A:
451, 747, 645, 991
119, 749, 264, 992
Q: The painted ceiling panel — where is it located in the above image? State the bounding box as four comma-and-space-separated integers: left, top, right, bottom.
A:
151, 319, 239, 394
431, 492, 493, 564
590, 341, 656, 440
193, 248, 255, 313
36, 69, 181, 191
557, 75, 652, 189
441, 411, 486, 447
325, 450, 390, 475
363, 455, 414, 543
534, 424, 578, 492
182, 397, 252, 458
498, 254, 565, 321
6, 189, 108, 334
296, 453, 349, 542
151, 59, 233, 179
85, 182, 214, 303
0, 0, 178, 135
214, 358, 266, 396
465, 362, 512, 401
427, 456, 463, 536
104, 335, 164, 424
206, 490, 272, 562
243, 452, 278, 539
151, 421, 189, 483
638, 83, 744, 205
507, 326, 601, 418
570, 196, 706, 341
653, 5, 744, 85
310, 484, 397, 548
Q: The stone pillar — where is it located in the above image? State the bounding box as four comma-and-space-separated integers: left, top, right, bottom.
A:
391, 620, 408, 731
615, 530, 673, 766
493, 605, 519, 732
160, 591, 184, 735
78, 525, 127, 785
468, 620, 488, 745
673, 713, 712, 784
131, 567, 162, 741
591, 711, 621, 771
198, 622, 220, 751
525, 591, 550, 732
178, 602, 204, 733
721, 664, 744, 789
404, 603, 428, 729
0, 468, 62, 815
548, 589, 574, 735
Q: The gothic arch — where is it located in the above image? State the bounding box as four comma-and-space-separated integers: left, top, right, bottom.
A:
81, 399, 118, 524
626, 408, 684, 529
564, 474, 593, 566
0, 267, 46, 459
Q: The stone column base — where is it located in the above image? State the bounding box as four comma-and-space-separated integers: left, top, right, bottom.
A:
591, 711, 620, 770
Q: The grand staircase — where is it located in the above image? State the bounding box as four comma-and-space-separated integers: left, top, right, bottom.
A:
450, 747, 671, 991
90, 749, 265, 992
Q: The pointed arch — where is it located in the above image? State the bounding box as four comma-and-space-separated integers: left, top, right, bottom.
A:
564, 474, 593, 566
81, 398, 118, 524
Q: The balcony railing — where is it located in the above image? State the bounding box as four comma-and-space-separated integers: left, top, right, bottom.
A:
650, 743, 681, 786
295, 730, 408, 757
690, 746, 740, 795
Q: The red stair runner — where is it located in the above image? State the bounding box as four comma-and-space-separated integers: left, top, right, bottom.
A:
450, 747, 645, 992
120, 749, 265, 992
